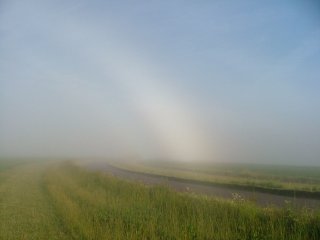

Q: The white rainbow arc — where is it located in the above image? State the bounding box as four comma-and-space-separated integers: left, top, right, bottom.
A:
8, 1, 213, 161
62, 18, 212, 161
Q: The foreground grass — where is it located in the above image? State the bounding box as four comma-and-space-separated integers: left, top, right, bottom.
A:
45, 162, 320, 240
109, 160, 320, 194
1, 160, 320, 239
0, 163, 68, 240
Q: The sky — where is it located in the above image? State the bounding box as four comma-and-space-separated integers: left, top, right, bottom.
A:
0, 0, 320, 165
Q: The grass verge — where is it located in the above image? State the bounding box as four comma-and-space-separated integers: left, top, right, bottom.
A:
44, 162, 320, 240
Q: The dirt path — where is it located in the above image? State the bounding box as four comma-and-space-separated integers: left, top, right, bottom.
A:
88, 162, 320, 209
0, 163, 69, 240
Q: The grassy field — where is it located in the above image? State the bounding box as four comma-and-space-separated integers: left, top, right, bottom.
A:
108, 160, 320, 195
0, 159, 320, 239
0, 161, 68, 240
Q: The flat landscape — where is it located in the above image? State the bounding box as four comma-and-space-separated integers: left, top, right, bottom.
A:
1, 159, 320, 240
2, 1, 319, 239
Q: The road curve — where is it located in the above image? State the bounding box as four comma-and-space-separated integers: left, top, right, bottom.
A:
87, 162, 320, 209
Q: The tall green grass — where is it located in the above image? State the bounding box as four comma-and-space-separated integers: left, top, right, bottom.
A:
44, 162, 320, 240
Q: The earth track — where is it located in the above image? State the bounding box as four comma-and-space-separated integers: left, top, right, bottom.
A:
88, 162, 320, 208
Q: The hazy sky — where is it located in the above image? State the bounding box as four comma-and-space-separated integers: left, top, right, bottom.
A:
1, 0, 320, 165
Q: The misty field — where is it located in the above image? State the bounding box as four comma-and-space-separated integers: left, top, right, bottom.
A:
1, 160, 320, 240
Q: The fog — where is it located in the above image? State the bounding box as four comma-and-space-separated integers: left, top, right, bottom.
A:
1, 1, 320, 165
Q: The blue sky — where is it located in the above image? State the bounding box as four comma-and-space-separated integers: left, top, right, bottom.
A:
1, 0, 320, 164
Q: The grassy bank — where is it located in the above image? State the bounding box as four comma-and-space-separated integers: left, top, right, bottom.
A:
45, 162, 320, 240
1, 160, 320, 239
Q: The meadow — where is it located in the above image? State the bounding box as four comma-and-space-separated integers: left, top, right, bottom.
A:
109, 160, 320, 196
0, 159, 320, 239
